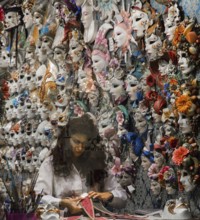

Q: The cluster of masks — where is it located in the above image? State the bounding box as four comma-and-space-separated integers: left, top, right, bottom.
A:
0, 0, 200, 218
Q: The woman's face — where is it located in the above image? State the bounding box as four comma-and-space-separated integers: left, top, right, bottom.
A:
153, 151, 165, 168
113, 25, 128, 48
150, 180, 161, 195
141, 156, 151, 171
70, 133, 89, 157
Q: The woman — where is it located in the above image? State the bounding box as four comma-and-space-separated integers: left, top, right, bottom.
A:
34, 114, 127, 215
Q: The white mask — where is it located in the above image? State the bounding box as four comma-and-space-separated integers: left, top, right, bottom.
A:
81, 3, 93, 30
178, 113, 192, 134
145, 34, 162, 61
53, 47, 66, 65
109, 78, 126, 101
23, 9, 33, 29
33, 11, 43, 30
126, 75, 138, 101
92, 54, 108, 74
5, 11, 21, 30
164, 18, 177, 41
113, 25, 128, 48
131, 10, 149, 38
178, 50, 195, 78
69, 39, 83, 63
180, 169, 196, 192
162, 199, 191, 219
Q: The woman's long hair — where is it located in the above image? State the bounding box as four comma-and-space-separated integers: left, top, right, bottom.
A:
52, 114, 108, 189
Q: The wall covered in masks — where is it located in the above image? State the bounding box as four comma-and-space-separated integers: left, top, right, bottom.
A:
0, 0, 200, 219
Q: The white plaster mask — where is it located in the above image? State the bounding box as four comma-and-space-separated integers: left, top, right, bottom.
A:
81, 1, 97, 43
141, 155, 152, 171
113, 25, 128, 48
131, 0, 142, 9
36, 65, 46, 88
8, 79, 19, 96
88, 89, 99, 107
41, 36, 54, 55
162, 198, 191, 219
145, 34, 163, 61
92, 54, 108, 74
158, 59, 173, 76
25, 73, 36, 91
180, 169, 196, 192
131, 9, 149, 38
150, 179, 161, 195
0, 49, 10, 68
98, 115, 114, 138
134, 111, 147, 134
77, 69, 88, 91
109, 78, 126, 101
167, 3, 180, 24
25, 46, 36, 65
23, 8, 33, 29
126, 75, 139, 101
164, 18, 177, 42
33, 11, 44, 30
5, 99, 14, 121
69, 39, 84, 63
53, 1, 64, 20
177, 50, 195, 78
5, 11, 21, 30
81, 2, 93, 30
178, 113, 192, 135
53, 47, 66, 66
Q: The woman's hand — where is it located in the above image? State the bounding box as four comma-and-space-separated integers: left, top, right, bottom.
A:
88, 191, 114, 202
60, 197, 83, 215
